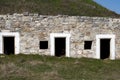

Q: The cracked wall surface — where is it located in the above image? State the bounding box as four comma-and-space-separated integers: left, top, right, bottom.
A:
0, 13, 120, 59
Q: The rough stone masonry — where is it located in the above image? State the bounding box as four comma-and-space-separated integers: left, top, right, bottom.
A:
0, 13, 120, 59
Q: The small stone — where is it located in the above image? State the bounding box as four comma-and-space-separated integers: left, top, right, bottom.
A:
23, 12, 29, 16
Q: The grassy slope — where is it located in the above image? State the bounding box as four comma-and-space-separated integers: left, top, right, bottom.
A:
0, 54, 120, 80
0, 0, 119, 17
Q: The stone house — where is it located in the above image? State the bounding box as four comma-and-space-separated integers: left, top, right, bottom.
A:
0, 13, 120, 60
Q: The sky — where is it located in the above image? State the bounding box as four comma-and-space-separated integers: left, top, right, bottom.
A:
94, 0, 120, 14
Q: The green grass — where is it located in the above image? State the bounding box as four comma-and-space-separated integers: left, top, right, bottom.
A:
0, 54, 120, 80
0, 0, 119, 17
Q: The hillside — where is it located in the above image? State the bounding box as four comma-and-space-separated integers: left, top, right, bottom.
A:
0, 0, 119, 17
1, 55, 120, 80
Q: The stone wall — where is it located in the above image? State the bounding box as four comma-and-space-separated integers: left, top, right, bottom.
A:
0, 13, 120, 59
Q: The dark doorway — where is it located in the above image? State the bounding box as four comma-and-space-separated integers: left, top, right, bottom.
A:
100, 39, 110, 59
55, 38, 66, 57
3, 37, 15, 55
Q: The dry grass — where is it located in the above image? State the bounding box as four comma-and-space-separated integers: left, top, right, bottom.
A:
1, 54, 120, 80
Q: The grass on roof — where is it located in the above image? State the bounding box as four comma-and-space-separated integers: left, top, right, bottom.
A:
0, 0, 119, 17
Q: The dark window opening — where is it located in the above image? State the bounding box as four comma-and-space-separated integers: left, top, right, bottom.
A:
84, 41, 92, 49
55, 38, 66, 57
100, 39, 110, 59
3, 37, 15, 55
39, 41, 48, 49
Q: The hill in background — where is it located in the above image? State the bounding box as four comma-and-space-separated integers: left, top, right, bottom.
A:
0, 0, 119, 17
